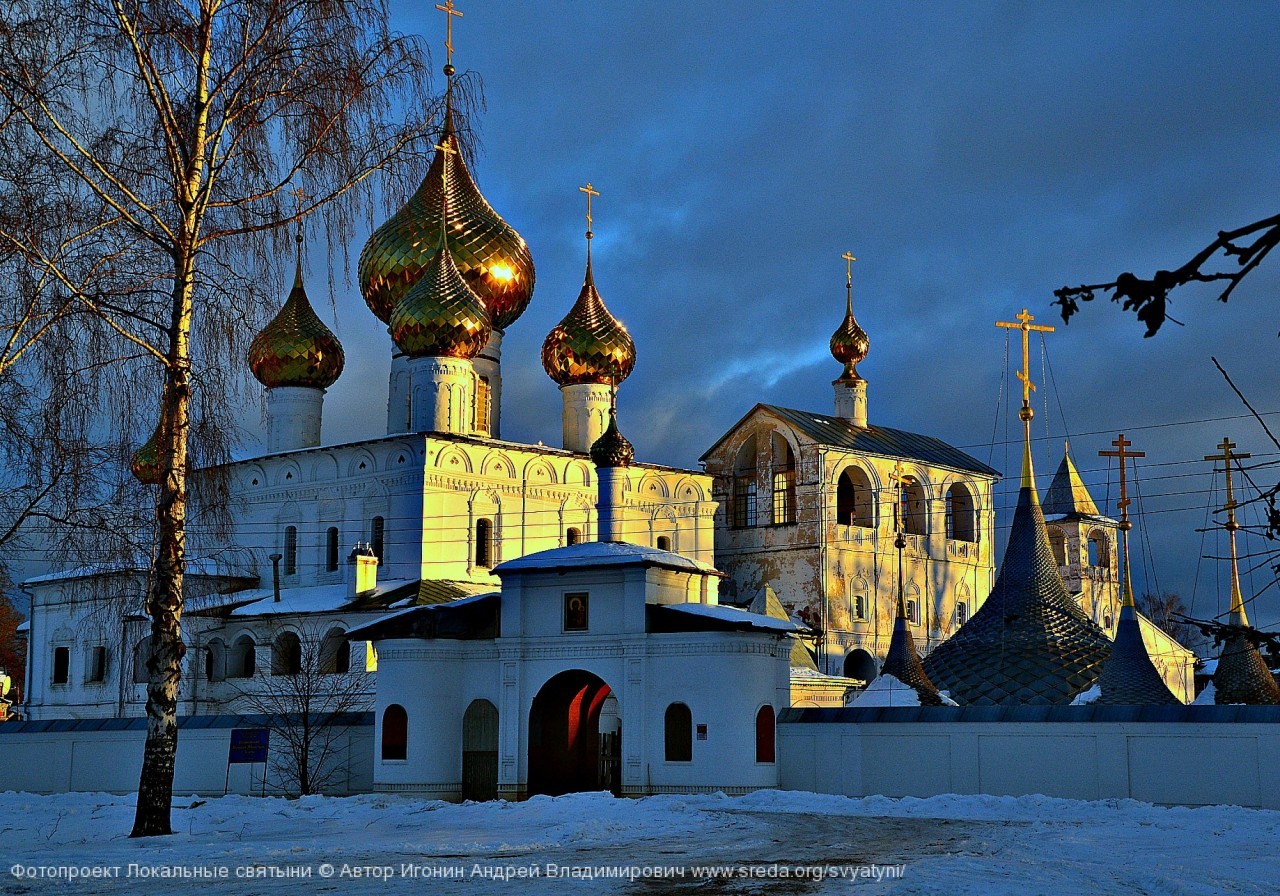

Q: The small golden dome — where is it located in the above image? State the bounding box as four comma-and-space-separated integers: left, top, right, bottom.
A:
358, 102, 534, 329
248, 260, 345, 389
389, 237, 491, 360
131, 424, 162, 485
542, 258, 636, 387
590, 408, 634, 468
830, 284, 869, 379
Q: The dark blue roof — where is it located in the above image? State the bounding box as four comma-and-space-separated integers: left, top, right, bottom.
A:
703, 405, 1000, 477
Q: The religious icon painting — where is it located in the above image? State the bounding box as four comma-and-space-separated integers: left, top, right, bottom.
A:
563, 592, 589, 632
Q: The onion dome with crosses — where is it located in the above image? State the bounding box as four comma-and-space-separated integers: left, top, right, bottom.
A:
830, 252, 869, 380
248, 238, 346, 390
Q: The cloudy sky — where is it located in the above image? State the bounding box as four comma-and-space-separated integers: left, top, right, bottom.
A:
275, 1, 1280, 627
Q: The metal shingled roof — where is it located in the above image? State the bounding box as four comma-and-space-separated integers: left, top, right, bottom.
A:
757, 406, 1001, 477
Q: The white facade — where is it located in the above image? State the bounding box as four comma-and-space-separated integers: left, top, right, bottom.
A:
365, 543, 794, 800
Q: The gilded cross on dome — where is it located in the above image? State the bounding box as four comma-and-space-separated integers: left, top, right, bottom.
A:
579, 182, 600, 237
842, 251, 856, 286
1098, 433, 1145, 528
435, 0, 464, 68
996, 308, 1054, 420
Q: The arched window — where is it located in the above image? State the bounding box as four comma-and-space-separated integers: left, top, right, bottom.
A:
906, 598, 921, 626
755, 705, 775, 763
844, 648, 877, 682
272, 632, 303, 676
228, 636, 256, 679
836, 467, 876, 528
319, 628, 349, 674
957, 601, 969, 625
132, 638, 152, 684
1049, 527, 1067, 567
566, 527, 581, 546
945, 483, 976, 542
850, 579, 870, 621
900, 477, 928, 536
326, 527, 340, 572
475, 518, 494, 569
1088, 531, 1108, 568
205, 639, 226, 682
475, 376, 491, 434
284, 525, 298, 575
371, 516, 385, 563
732, 436, 758, 528
664, 703, 692, 762
656, 535, 671, 552
771, 434, 796, 525
382, 704, 408, 761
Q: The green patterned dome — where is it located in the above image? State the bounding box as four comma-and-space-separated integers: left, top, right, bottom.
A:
358, 102, 534, 329
542, 257, 636, 387
131, 424, 162, 485
248, 263, 345, 389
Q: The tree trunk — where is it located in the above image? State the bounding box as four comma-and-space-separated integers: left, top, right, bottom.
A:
131, 267, 194, 838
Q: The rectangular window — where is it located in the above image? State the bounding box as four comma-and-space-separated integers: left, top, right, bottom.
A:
772, 466, 796, 525
476, 376, 491, 434
326, 527, 340, 572
957, 601, 969, 625
907, 599, 921, 626
732, 476, 757, 528
284, 525, 298, 575
563, 592, 589, 632
371, 516, 385, 563
52, 646, 70, 685
86, 646, 107, 683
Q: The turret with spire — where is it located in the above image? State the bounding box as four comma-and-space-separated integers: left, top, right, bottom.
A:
923, 309, 1111, 704
830, 251, 869, 427
247, 217, 345, 452
542, 183, 637, 453
590, 392, 634, 544
359, 2, 534, 436
1204, 438, 1280, 705
1089, 435, 1181, 705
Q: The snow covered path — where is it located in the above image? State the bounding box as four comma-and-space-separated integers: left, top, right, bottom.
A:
1, 789, 1277, 894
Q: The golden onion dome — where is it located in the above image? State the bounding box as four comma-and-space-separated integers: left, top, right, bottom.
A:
830, 282, 869, 379
389, 236, 491, 360
131, 423, 162, 485
541, 256, 636, 387
248, 254, 345, 389
358, 100, 534, 330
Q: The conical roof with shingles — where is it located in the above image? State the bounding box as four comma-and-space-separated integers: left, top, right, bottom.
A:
1094, 605, 1181, 704
881, 614, 945, 706
923, 445, 1112, 704
1043, 448, 1101, 518
1213, 632, 1280, 705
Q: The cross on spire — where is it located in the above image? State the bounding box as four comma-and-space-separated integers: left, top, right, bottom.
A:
1099, 433, 1145, 529
841, 251, 856, 286
435, 0, 464, 69
579, 182, 600, 238
1205, 437, 1250, 530
287, 187, 309, 274
996, 308, 1054, 416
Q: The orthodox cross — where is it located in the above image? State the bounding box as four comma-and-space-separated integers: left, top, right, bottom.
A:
841, 251, 856, 287
1205, 437, 1250, 531
1098, 433, 1145, 529
579, 182, 600, 237
996, 308, 1054, 416
287, 186, 309, 261
435, 0, 464, 68
888, 460, 910, 614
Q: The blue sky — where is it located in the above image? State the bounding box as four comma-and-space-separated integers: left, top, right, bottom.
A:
275, 1, 1280, 627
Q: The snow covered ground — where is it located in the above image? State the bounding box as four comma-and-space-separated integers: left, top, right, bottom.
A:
2, 789, 1277, 894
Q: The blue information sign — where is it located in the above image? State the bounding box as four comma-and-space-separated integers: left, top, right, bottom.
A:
228, 728, 269, 764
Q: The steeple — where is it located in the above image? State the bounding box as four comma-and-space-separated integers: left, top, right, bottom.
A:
543, 183, 637, 453
591, 391, 634, 544
830, 251, 869, 426
1204, 438, 1280, 704
922, 310, 1111, 704
1043, 443, 1102, 518
1091, 435, 1180, 705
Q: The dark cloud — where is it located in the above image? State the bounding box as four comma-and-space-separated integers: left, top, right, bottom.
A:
281, 1, 1280, 627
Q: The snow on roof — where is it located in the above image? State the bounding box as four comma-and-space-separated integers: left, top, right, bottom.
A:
230, 579, 416, 617
847, 673, 958, 707
494, 541, 719, 575
23, 558, 252, 586
661, 601, 805, 633
15, 621, 29, 633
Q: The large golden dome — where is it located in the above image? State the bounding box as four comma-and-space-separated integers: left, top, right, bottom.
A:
542, 258, 636, 387
358, 101, 534, 330
248, 258, 346, 389
830, 284, 869, 379
389, 235, 491, 360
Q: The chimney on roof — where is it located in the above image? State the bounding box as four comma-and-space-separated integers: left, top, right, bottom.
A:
348, 543, 378, 600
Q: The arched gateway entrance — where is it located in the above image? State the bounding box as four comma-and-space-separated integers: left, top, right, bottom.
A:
528, 670, 621, 797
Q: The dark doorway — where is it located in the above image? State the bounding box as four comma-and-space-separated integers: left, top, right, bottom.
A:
461, 699, 499, 801
528, 670, 620, 797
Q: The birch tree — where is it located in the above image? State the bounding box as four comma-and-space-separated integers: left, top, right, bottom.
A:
0, 0, 444, 836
